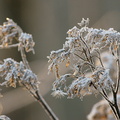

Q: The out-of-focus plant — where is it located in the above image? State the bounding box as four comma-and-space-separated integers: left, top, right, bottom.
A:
0, 18, 58, 120
0, 115, 11, 120
48, 18, 120, 119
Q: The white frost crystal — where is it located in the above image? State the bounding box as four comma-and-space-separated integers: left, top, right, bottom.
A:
48, 18, 117, 99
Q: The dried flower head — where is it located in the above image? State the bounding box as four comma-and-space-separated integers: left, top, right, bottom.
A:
18, 33, 35, 53
0, 58, 39, 91
48, 18, 119, 100
0, 18, 35, 54
0, 18, 22, 47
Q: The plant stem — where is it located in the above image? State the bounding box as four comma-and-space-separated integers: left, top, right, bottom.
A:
115, 58, 120, 94
112, 90, 120, 119
35, 91, 59, 120
92, 82, 120, 119
23, 83, 59, 120
20, 47, 31, 70
20, 47, 59, 120
0, 43, 19, 49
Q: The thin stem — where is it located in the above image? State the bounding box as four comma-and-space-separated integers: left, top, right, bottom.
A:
0, 43, 19, 49
74, 53, 86, 61
83, 48, 90, 62
115, 58, 120, 94
20, 47, 31, 70
92, 82, 120, 119
102, 87, 119, 119
112, 90, 120, 119
91, 82, 114, 106
35, 91, 59, 120
95, 49, 104, 68
23, 84, 59, 120
80, 36, 93, 64
109, 103, 119, 120
82, 48, 95, 71
20, 47, 59, 120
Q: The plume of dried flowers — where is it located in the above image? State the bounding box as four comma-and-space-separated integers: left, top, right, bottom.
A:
48, 18, 120, 119
0, 18, 58, 120
0, 18, 22, 47
0, 58, 39, 92
0, 18, 35, 53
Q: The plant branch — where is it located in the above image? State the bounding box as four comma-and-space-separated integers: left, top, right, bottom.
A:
20, 47, 31, 70
20, 47, 59, 120
115, 58, 120, 94
23, 83, 58, 120
35, 91, 59, 120
0, 43, 19, 49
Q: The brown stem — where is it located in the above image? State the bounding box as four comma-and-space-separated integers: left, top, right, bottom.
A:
115, 58, 120, 94
112, 90, 120, 119
23, 83, 59, 120
20, 48, 59, 120
35, 91, 59, 120
20, 47, 31, 70
92, 82, 120, 119
91, 82, 114, 106
74, 53, 86, 61
80, 36, 93, 64
0, 43, 19, 49
95, 49, 104, 68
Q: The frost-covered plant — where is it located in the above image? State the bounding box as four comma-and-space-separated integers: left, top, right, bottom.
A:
0, 18, 58, 120
0, 115, 11, 120
48, 18, 120, 119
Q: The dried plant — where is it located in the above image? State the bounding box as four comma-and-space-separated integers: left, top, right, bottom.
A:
48, 18, 120, 119
0, 115, 11, 120
0, 18, 58, 120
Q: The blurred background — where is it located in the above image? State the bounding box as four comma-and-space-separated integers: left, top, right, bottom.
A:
0, 0, 120, 120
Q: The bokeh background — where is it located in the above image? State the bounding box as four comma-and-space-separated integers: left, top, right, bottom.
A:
0, 0, 120, 120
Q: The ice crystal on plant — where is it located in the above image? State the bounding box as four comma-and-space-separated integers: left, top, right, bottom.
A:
0, 18, 58, 120
0, 58, 39, 91
51, 90, 67, 98
0, 18, 35, 54
18, 33, 35, 53
67, 77, 95, 99
0, 18, 22, 47
48, 18, 118, 99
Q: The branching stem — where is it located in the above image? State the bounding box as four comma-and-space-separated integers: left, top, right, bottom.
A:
1, 43, 59, 120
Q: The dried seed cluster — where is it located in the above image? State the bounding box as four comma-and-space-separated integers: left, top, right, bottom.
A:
0, 18, 35, 53
0, 58, 39, 91
48, 18, 119, 99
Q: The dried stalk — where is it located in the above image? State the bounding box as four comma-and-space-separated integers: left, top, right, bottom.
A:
20, 47, 59, 120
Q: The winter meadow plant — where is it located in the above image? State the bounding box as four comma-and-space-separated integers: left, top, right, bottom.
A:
0, 18, 120, 120
0, 18, 58, 120
48, 18, 120, 120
